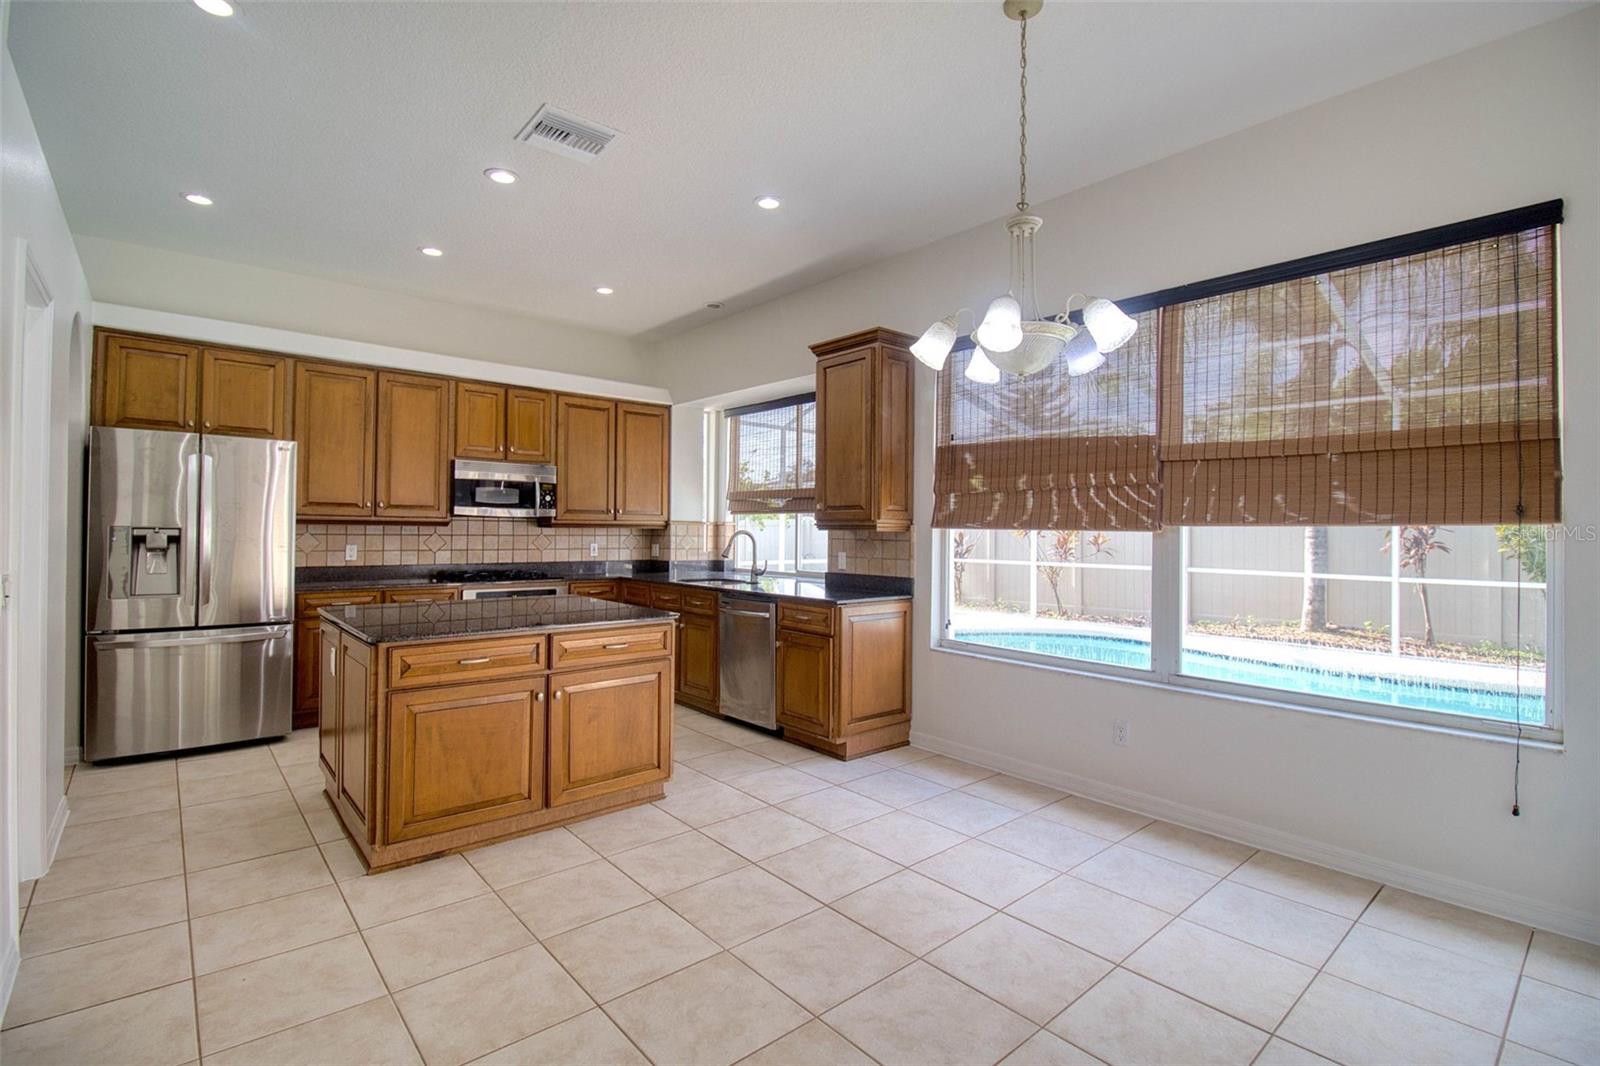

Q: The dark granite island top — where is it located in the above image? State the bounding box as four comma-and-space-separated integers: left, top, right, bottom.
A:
318, 596, 677, 645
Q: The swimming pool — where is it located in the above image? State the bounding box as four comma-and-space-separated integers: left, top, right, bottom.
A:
950, 630, 1544, 725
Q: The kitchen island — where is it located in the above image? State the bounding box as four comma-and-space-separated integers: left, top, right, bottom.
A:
317, 596, 676, 872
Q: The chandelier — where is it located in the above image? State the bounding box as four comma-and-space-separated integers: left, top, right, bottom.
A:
910, 0, 1137, 383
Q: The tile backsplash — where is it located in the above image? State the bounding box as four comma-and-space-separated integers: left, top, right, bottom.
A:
295, 518, 657, 567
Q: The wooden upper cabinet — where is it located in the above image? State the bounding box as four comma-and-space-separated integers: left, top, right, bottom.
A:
201, 348, 289, 439
615, 403, 669, 524
454, 382, 506, 460
376, 372, 452, 521
506, 388, 554, 464
95, 332, 200, 432
555, 394, 616, 523
810, 327, 915, 532
295, 362, 376, 519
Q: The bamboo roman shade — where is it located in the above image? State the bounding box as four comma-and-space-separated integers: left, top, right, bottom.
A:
726, 394, 817, 514
931, 203, 1562, 532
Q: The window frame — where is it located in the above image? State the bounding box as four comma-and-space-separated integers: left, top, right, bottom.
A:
731, 512, 828, 577
936, 526, 1563, 744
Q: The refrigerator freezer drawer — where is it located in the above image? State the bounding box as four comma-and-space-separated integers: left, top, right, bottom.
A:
85, 625, 293, 761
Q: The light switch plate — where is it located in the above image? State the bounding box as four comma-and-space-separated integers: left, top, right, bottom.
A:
836, 550, 847, 570
589, 542, 599, 558
344, 543, 359, 561
652, 543, 660, 557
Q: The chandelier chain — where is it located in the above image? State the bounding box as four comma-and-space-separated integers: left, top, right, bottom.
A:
1017, 14, 1029, 211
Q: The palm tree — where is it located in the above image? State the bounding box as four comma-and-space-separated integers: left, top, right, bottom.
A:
1301, 528, 1329, 632
1383, 526, 1451, 645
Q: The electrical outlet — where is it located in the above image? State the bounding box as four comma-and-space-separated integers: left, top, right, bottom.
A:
836, 550, 847, 570
344, 543, 359, 562
588, 542, 599, 558
1112, 720, 1130, 747
651, 543, 660, 557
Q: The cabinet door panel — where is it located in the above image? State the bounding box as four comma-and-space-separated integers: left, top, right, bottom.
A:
294, 363, 376, 518
376, 372, 451, 520
837, 601, 911, 735
298, 620, 322, 721
615, 403, 669, 525
201, 348, 289, 438
776, 630, 833, 737
876, 352, 913, 528
676, 613, 718, 707
387, 678, 546, 840
97, 334, 199, 431
317, 622, 339, 780
549, 660, 671, 805
555, 395, 616, 522
506, 388, 554, 464
454, 382, 506, 460
814, 351, 873, 526
337, 633, 373, 826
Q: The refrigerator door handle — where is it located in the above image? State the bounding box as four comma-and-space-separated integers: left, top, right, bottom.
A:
184, 445, 203, 626
198, 451, 216, 611
93, 624, 291, 650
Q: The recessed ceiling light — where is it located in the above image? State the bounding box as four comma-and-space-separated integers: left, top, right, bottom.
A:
419, 246, 444, 257
595, 287, 614, 295
484, 168, 518, 185
192, 0, 234, 16
184, 193, 214, 206
755, 195, 781, 210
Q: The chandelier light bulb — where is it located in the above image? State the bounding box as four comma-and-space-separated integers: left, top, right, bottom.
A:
911, 316, 959, 371
1063, 326, 1107, 376
1084, 297, 1138, 353
975, 295, 1024, 353
965, 345, 1002, 384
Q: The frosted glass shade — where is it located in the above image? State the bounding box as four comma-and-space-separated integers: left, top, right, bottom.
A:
1064, 326, 1107, 376
911, 316, 959, 371
965, 345, 1002, 384
975, 295, 1023, 353
1084, 298, 1138, 353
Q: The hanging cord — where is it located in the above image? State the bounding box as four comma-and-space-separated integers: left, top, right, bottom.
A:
1511, 236, 1525, 817
1017, 13, 1029, 212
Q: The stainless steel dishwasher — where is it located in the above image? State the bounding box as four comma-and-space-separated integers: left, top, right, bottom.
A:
719, 596, 777, 729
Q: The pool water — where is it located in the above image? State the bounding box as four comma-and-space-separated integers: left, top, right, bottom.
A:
952, 630, 1544, 725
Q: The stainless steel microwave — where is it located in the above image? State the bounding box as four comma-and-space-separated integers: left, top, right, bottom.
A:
451, 459, 557, 519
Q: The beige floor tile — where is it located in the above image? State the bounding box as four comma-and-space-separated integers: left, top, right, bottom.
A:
1182, 880, 1352, 967
1125, 919, 1315, 1030
278, 761, 324, 790
838, 811, 966, 865
1123, 821, 1254, 876
1048, 968, 1267, 1066
688, 748, 784, 782
498, 859, 653, 939
662, 762, 715, 795
56, 809, 181, 858
905, 790, 1022, 835
824, 960, 1035, 1066
833, 870, 993, 954
176, 745, 279, 782
665, 866, 820, 947
65, 782, 179, 826
471, 1008, 647, 1066
1069, 844, 1219, 914
178, 768, 287, 807
1278, 973, 1500, 1066
394, 944, 593, 1066
299, 801, 346, 844
760, 835, 901, 903
363, 894, 534, 991
183, 813, 314, 872
206, 996, 421, 1066
674, 730, 736, 760
461, 825, 598, 889
1228, 851, 1380, 919
961, 773, 1068, 812
1495, 1041, 1571, 1066
842, 768, 950, 808
566, 803, 692, 855
856, 745, 935, 769
178, 789, 301, 836
610, 829, 747, 895
0, 980, 197, 1066
1325, 923, 1519, 1032
729, 765, 832, 803
779, 786, 894, 832
186, 846, 333, 916
703, 807, 827, 861
30, 839, 183, 904
321, 837, 369, 881
697, 717, 776, 746
733, 908, 912, 1012
606, 953, 811, 1066
339, 853, 489, 928
998, 1029, 1104, 1065
929, 912, 1109, 1025
899, 754, 997, 789
1359, 886, 1531, 971
740, 736, 818, 765
1251, 1037, 1338, 1066
191, 883, 356, 975
1525, 930, 1600, 998
1007, 875, 1170, 962
737, 1019, 874, 1066
68, 759, 176, 798
195, 933, 386, 1053
981, 815, 1112, 872
1034, 795, 1153, 840
913, 839, 1057, 908
20, 875, 187, 958
789, 755, 885, 785
5, 922, 192, 1029
654, 780, 768, 827
1506, 978, 1600, 1063
544, 901, 719, 1001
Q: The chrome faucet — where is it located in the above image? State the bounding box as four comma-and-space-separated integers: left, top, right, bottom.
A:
721, 529, 768, 582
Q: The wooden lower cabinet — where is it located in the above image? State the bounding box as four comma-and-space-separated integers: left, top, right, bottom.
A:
776, 599, 911, 759
295, 586, 458, 728
776, 629, 833, 736
676, 611, 718, 711
548, 659, 672, 806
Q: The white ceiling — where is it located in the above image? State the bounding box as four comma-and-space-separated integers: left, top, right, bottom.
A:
9, 1, 1580, 341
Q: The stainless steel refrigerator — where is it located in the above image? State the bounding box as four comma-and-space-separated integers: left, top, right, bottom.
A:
84, 427, 296, 761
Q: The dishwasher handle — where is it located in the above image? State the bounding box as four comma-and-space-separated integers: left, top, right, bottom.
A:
721, 607, 775, 619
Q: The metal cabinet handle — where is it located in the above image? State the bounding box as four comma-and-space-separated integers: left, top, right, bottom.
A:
458, 656, 491, 665
554, 690, 564, 701
602, 642, 631, 650
204, 421, 212, 429
329, 646, 337, 675
378, 501, 386, 509
535, 690, 545, 702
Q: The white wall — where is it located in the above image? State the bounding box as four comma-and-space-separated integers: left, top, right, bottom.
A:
75, 235, 661, 388
657, 10, 1600, 938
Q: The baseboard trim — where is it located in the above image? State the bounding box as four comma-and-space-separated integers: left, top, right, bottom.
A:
64, 746, 80, 766
44, 794, 69, 872
0, 933, 19, 1026
910, 729, 1600, 945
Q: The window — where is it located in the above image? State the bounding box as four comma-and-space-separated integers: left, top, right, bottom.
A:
725, 394, 826, 575
936, 203, 1562, 737
732, 513, 827, 575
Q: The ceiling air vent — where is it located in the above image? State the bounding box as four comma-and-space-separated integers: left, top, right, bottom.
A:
515, 104, 619, 162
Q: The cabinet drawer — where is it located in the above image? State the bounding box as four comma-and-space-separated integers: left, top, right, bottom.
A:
388, 635, 547, 689
649, 585, 682, 610
383, 586, 459, 604
568, 580, 618, 600
298, 589, 382, 619
778, 602, 835, 635
549, 625, 671, 669
620, 581, 653, 606
681, 589, 718, 616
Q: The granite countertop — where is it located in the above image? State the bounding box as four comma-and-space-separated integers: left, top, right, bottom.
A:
318, 597, 677, 644
625, 571, 912, 605
296, 563, 618, 591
